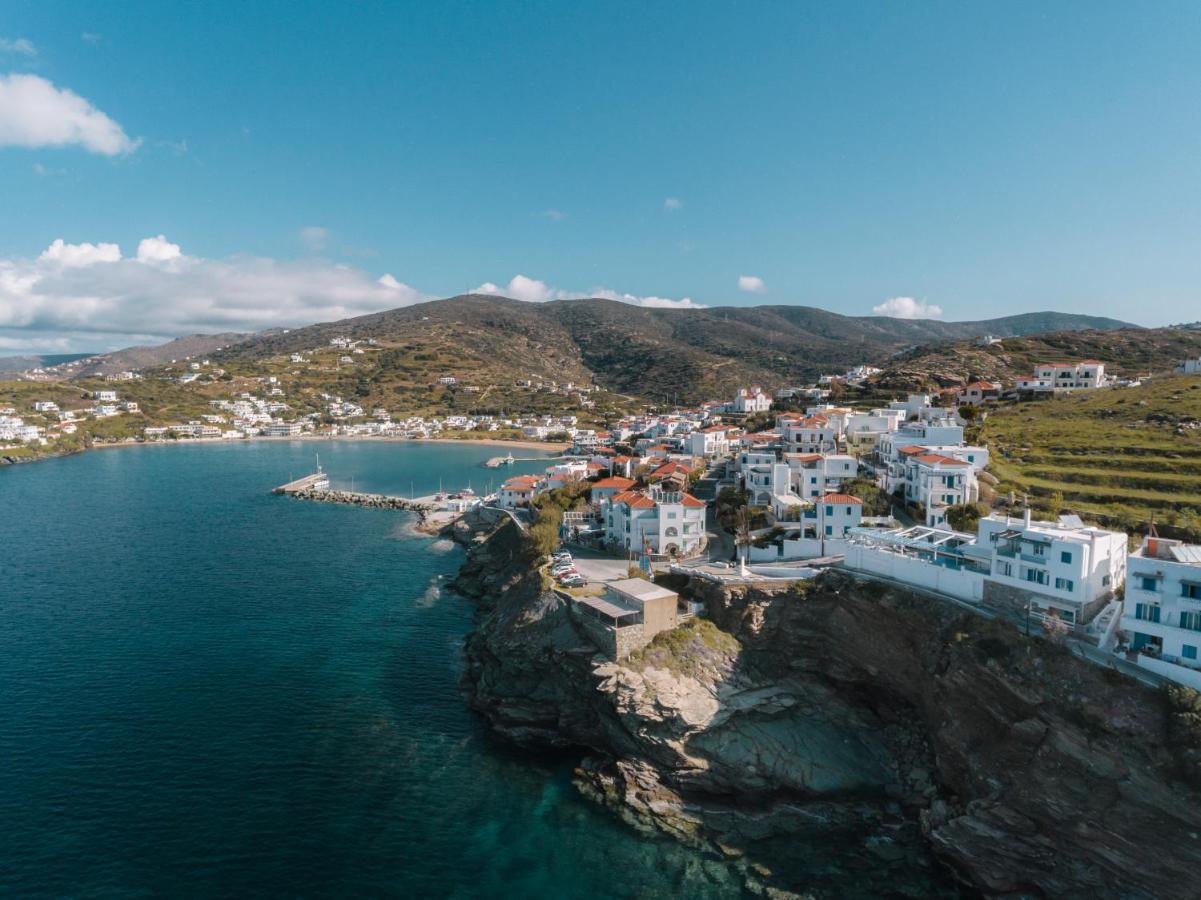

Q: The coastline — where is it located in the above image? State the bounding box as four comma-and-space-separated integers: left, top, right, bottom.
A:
45, 433, 571, 458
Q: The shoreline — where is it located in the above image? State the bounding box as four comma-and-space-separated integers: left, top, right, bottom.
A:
75, 433, 572, 455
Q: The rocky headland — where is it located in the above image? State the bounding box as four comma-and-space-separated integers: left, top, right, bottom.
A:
449, 511, 1201, 898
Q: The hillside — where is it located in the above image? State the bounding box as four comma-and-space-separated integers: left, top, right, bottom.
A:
874, 326, 1201, 391
42, 332, 263, 379
979, 374, 1201, 539
215, 294, 1134, 403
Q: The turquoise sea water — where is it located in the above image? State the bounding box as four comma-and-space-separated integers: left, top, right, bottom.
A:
0, 441, 748, 898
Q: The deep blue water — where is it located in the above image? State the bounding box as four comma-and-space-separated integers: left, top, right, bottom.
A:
0, 441, 745, 898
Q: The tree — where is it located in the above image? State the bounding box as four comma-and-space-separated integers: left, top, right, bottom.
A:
1043, 609, 1070, 643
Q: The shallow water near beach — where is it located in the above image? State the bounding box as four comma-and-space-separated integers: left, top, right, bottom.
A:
0, 440, 755, 897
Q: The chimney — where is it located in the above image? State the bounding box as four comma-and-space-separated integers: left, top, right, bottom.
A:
1024, 507, 1032, 528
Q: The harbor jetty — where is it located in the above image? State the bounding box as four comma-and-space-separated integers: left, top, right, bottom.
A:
287, 487, 436, 514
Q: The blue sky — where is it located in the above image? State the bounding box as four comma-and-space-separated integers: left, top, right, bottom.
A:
2, 1, 1201, 351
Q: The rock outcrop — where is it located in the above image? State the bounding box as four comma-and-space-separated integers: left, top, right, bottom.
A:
456, 520, 1201, 898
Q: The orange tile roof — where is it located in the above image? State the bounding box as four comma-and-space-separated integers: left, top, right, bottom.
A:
680, 494, 707, 508
611, 490, 656, 509
593, 476, 636, 490
913, 453, 967, 466
822, 493, 863, 505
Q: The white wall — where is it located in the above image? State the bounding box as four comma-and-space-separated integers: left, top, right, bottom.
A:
840, 544, 985, 602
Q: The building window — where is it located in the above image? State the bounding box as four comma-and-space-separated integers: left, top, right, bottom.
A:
1135, 603, 1161, 623
1140, 576, 1159, 593
825, 525, 833, 536
1055, 577, 1074, 592
1181, 612, 1201, 632
1061, 551, 1072, 564
1183, 583, 1201, 600
1184, 645, 1198, 660
825, 505, 833, 516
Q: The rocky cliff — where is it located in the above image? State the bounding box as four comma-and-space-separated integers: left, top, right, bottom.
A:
452, 515, 1201, 898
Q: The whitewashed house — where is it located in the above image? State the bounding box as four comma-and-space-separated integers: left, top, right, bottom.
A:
732, 386, 772, 415
688, 425, 733, 459
498, 475, 542, 509
841, 512, 1126, 626
784, 453, 858, 499
601, 485, 707, 558
1120, 536, 1201, 688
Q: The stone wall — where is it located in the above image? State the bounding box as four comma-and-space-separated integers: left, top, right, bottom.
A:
982, 579, 1110, 628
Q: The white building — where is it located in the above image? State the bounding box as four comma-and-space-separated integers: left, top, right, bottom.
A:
601, 485, 707, 558
732, 386, 771, 415
899, 452, 979, 527
688, 425, 734, 459
498, 475, 542, 509
1017, 361, 1109, 393
784, 453, 858, 499
262, 421, 302, 437
841, 512, 1126, 627
1120, 536, 1201, 687
781, 415, 839, 455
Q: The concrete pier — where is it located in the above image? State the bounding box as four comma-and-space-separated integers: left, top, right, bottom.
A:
272, 473, 330, 494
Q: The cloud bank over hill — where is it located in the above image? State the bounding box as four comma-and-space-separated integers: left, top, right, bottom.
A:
0, 237, 424, 352
0, 240, 706, 352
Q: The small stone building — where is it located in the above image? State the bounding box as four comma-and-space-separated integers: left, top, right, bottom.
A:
573, 578, 680, 659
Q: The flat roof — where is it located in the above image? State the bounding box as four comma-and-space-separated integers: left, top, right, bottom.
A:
577, 594, 641, 620
608, 577, 678, 603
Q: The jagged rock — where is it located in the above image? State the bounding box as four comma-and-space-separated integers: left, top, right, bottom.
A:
456, 522, 1201, 898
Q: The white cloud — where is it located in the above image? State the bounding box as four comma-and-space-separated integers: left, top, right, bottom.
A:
0, 73, 139, 155
81, 32, 103, 45
38, 239, 122, 267
136, 235, 182, 264
664, 197, 683, 211
872, 296, 943, 319
737, 275, 767, 294
473, 275, 704, 309
0, 37, 36, 56
299, 226, 330, 251
0, 236, 433, 352
534, 209, 566, 221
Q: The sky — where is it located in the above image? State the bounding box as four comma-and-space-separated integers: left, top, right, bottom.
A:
2, 1, 1201, 353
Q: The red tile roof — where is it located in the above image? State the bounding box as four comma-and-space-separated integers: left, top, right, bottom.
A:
914, 453, 968, 466
822, 493, 863, 505
593, 476, 636, 490
680, 494, 707, 508
611, 490, 656, 509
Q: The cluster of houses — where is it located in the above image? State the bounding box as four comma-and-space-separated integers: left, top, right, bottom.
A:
0, 392, 140, 447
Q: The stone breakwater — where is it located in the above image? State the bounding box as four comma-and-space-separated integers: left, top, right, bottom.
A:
287, 488, 435, 518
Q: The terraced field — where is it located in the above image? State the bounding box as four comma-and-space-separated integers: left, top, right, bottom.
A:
979, 375, 1201, 539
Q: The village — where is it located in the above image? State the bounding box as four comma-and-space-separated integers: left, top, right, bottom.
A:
468, 361, 1201, 697
8, 343, 1201, 695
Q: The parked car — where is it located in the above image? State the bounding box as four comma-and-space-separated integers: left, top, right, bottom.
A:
560, 576, 586, 588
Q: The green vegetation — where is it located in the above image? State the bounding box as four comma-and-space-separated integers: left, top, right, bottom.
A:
946, 501, 990, 533
525, 482, 591, 559
980, 376, 1201, 539
842, 475, 892, 516
625, 618, 740, 679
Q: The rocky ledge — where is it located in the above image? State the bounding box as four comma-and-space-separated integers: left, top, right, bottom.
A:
452, 515, 1201, 898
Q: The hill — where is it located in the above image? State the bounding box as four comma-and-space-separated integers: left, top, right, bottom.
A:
978, 374, 1201, 539
872, 327, 1201, 391
215, 294, 1135, 403
0, 353, 95, 375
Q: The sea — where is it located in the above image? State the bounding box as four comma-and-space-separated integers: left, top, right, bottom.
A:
0, 440, 750, 898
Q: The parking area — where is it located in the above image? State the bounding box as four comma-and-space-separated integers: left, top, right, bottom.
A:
565, 550, 634, 584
